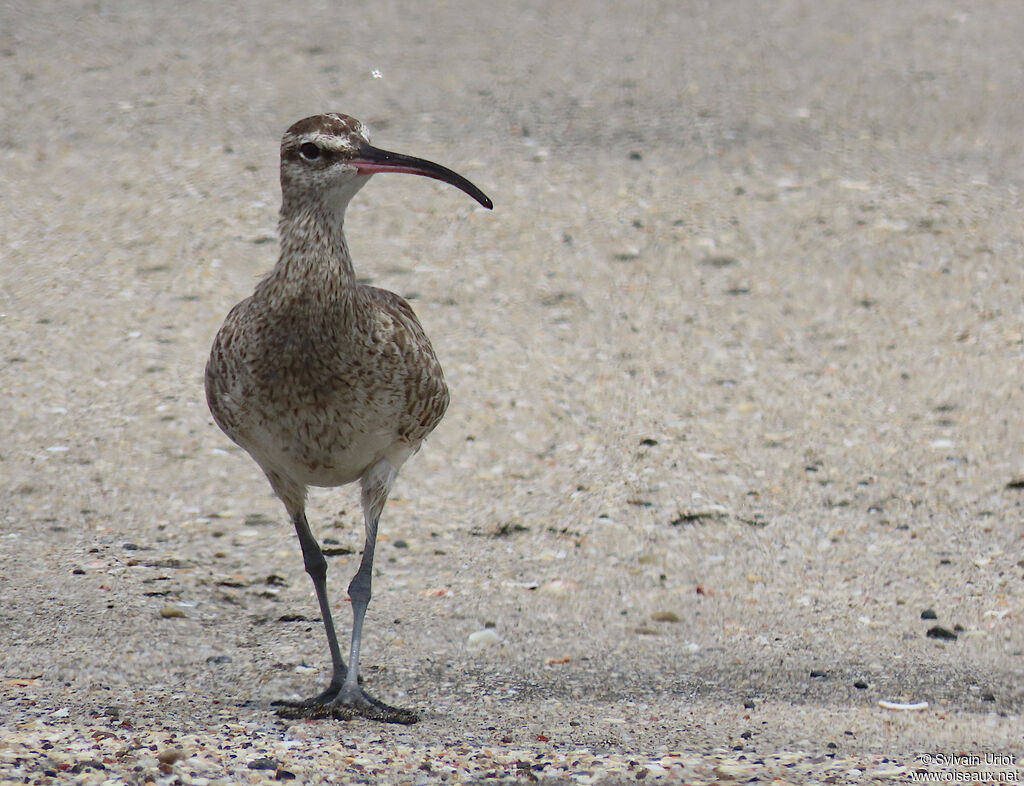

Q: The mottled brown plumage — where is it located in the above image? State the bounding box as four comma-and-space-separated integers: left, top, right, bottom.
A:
205, 113, 491, 723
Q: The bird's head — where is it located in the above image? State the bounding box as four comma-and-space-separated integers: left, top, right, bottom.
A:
280, 113, 492, 216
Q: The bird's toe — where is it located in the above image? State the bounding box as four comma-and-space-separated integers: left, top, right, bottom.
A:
271, 684, 342, 719
330, 686, 418, 724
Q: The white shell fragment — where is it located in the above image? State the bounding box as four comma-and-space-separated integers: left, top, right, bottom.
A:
877, 700, 929, 711
467, 629, 501, 650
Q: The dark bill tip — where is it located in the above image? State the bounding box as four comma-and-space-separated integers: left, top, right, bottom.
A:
351, 143, 493, 209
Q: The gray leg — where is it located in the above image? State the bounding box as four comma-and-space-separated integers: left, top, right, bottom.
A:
340, 478, 383, 697
273, 508, 351, 716
330, 460, 417, 724
293, 509, 347, 696
263, 472, 350, 716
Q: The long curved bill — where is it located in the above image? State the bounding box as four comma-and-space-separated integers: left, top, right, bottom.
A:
351, 143, 493, 209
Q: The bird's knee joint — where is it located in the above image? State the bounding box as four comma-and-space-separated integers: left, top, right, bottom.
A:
348, 573, 372, 604
302, 549, 328, 580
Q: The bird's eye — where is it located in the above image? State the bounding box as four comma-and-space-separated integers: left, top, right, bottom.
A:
299, 142, 321, 160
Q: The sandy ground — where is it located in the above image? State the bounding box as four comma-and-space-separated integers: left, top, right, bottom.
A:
2, 1, 1024, 783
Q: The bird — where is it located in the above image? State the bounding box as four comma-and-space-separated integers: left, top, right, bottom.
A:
205, 113, 492, 724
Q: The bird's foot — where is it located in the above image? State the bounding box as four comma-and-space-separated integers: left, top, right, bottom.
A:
274, 684, 417, 725
272, 683, 342, 716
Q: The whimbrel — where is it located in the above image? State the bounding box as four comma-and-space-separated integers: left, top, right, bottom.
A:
205, 113, 492, 724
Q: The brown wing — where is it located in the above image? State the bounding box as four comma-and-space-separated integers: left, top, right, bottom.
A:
364, 287, 450, 443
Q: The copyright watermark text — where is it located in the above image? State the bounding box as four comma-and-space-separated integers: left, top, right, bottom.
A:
913, 753, 1020, 783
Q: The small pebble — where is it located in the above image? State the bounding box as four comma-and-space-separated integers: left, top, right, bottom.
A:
920, 609, 937, 620
157, 749, 185, 765
420, 587, 451, 597
467, 629, 501, 650
926, 625, 957, 641
160, 606, 186, 618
